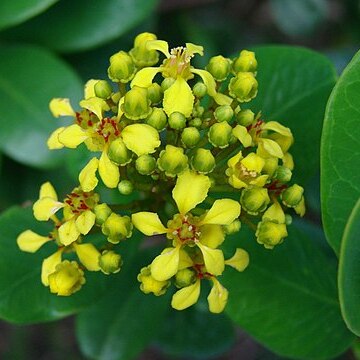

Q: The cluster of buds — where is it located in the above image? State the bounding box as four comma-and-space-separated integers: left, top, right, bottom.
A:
17, 33, 305, 313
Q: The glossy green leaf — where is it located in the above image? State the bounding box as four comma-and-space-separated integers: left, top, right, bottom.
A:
0, 0, 57, 31
0, 206, 112, 324
2, 0, 159, 53
0, 45, 82, 168
223, 224, 354, 359
321, 50, 360, 254
248, 46, 337, 185
339, 197, 360, 335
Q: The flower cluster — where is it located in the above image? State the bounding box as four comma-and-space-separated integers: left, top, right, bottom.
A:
17, 33, 305, 313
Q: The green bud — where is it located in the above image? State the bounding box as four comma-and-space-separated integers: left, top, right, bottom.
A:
236, 109, 255, 126
214, 105, 234, 122
175, 268, 197, 288
181, 127, 200, 148
229, 72, 258, 103
94, 203, 112, 225
188, 117, 202, 128
146, 107, 167, 131
118, 180, 134, 195
192, 104, 204, 117
285, 214, 292, 225
224, 219, 241, 234
274, 166, 292, 183
206, 55, 231, 81
256, 221, 287, 249
169, 112, 186, 130
281, 184, 304, 207
136, 154, 157, 175
157, 145, 188, 177
102, 213, 133, 244
190, 148, 216, 174
193, 82, 207, 98
129, 32, 159, 67
147, 83, 163, 104
137, 266, 170, 296
111, 91, 121, 104
108, 138, 132, 166
240, 187, 270, 215
262, 157, 279, 177
208, 121, 232, 148
108, 51, 135, 83
99, 250, 123, 274
122, 86, 152, 120
233, 50, 257, 73
94, 80, 112, 99
161, 77, 176, 91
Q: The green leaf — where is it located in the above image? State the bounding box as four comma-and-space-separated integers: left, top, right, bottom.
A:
321, 50, 360, 254
1, 0, 159, 53
0, 0, 58, 31
0, 206, 112, 324
0, 45, 82, 169
248, 46, 337, 185
339, 197, 360, 335
223, 224, 354, 359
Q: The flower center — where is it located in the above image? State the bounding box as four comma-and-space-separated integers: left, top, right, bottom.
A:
75, 110, 98, 129
235, 163, 258, 182
167, 214, 201, 244
64, 189, 98, 215
96, 117, 120, 142
247, 119, 264, 141
162, 47, 193, 80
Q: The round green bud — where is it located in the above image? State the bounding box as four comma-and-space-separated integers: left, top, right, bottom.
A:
99, 250, 123, 274
208, 121, 232, 148
146, 107, 167, 131
285, 214, 292, 226
188, 117, 202, 128
190, 148, 216, 174
135, 154, 156, 175
193, 82, 207, 98
274, 166, 292, 183
206, 55, 232, 81
169, 111, 186, 130
157, 145, 188, 177
214, 105, 234, 122
236, 109, 255, 126
94, 80, 112, 99
161, 77, 176, 91
181, 127, 200, 148
229, 72, 258, 103
262, 157, 279, 177
129, 32, 159, 67
137, 266, 170, 296
233, 50, 257, 73
147, 83, 163, 104
108, 51, 135, 83
175, 268, 197, 288
224, 219, 241, 235
281, 184, 304, 208
256, 221, 287, 249
108, 138, 132, 166
102, 213, 133, 244
111, 91, 121, 104
240, 187, 270, 215
118, 180, 134, 195
94, 203, 112, 225
122, 86, 152, 120
192, 104, 204, 117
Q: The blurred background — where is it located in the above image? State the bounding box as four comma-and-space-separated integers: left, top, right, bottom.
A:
0, 0, 359, 359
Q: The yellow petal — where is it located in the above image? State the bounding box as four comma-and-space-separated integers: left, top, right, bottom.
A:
258, 138, 283, 159
79, 97, 109, 120
163, 77, 194, 117
146, 40, 170, 58
241, 153, 265, 173
49, 98, 75, 117
122, 123, 160, 156
117, 96, 125, 120
131, 212, 167, 236
171, 279, 201, 311
79, 157, 99, 192
263, 202, 285, 223
196, 242, 224, 276
73, 243, 100, 271
172, 171, 211, 215
263, 121, 292, 137
33, 197, 64, 221
39, 181, 58, 200
283, 152, 294, 170
227, 151, 243, 168
98, 150, 120, 188
84, 79, 99, 99
233, 125, 252, 147
185, 43, 204, 56
207, 278, 228, 313
41, 250, 63, 286
17, 230, 51, 253
75, 210, 96, 235
178, 249, 194, 270
47, 127, 65, 149
58, 218, 79, 246
225, 248, 249, 272
200, 199, 241, 226
151, 246, 181, 281
58, 124, 88, 148
199, 224, 225, 248
131, 67, 161, 88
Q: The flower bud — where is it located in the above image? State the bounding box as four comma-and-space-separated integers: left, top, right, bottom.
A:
108, 51, 136, 83
175, 268, 197, 288
281, 184, 304, 207
136, 154, 157, 175
240, 187, 270, 215
157, 145, 188, 177
229, 72, 258, 102
108, 138, 132, 165
233, 50, 257, 73
214, 105, 234, 122
192, 104, 204, 117
137, 266, 170, 296
208, 122, 232, 148
145, 107, 167, 131
147, 83, 163, 104
118, 180, 134, 195
206, 55, 231, 81
236, 109, 255, 126
273, 166, 292, 183
129, 32, 159, 67
188, 117, 202, 128
94, 203, 112, 225
181, 127, 200, 148
193, 82, 207, 98
169, 112, 186, 130
224, 219, 241, 234
161, 77, 176, 91
256, 221, 288, 249
99, 250, 123, 274
262, 157, 278, 177
94, 80, 112, 99
190, 148, 216, 174
102, 213, 133, 244
122, 86, 152, 120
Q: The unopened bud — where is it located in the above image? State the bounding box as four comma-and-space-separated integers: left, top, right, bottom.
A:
161, 77, 176, 91
181, 127, 200, 148
108, 138, 132, 165
214, 105, 234, 122
190, 148, 215, 174
229, 72, 258, 103
256, 221, 287, 249
122, 86, 152, 120
274, 166, 292, 183
118, 180, 134, 195
94, 80, 112, 99
208, 121, 232, 148
233, 50, 257, 73
137, 266, 170, 296
102, 213, 133, 244
193, 82, 207, 98
281, 184, 304, 207
175, 268, 196, 288
99, 250, 123, 274
236, 109, 255, 126
188, 117, 202, 128
129, 32, 159, 67
157, 145, 188, 177
136, 154, 157, 175
145, 108, 167, 131
206, 55, 231, 81
240, 187, 270, 215
147, 83, 163, 104
94, 203, 112, 225
169, 112, 186, 130
224, 219, 241, 234
108, 51, 135, 83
